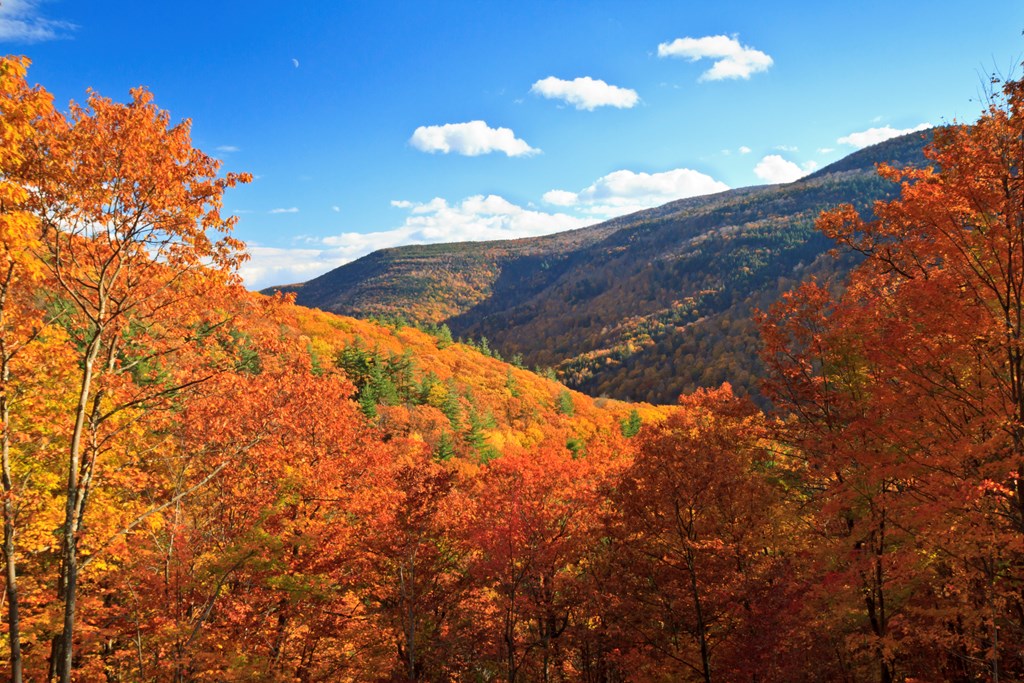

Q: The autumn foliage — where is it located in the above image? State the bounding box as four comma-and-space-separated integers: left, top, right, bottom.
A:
4, 54, 1024, 683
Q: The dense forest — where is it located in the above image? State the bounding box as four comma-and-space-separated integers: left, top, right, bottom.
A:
4, 54, 1024, 683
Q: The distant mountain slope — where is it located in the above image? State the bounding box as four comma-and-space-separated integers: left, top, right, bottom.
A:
269, 130, 933, 403
271, 218, 625, 322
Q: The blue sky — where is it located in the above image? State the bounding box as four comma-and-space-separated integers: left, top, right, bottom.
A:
4, 1, 1024, 288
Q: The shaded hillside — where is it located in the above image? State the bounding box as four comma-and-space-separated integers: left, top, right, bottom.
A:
275, 130, 933, 403
457, 166, 898, 404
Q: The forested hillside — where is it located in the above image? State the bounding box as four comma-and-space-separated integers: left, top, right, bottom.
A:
0, 58, 665, 679
7, 54, 1024, 683
277, 133, 930, 404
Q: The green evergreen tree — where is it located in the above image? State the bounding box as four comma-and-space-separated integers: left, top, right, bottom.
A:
307, 344, 324, 377
465, 404, 498, 463
418, 371, 441, 404
620, 409, 642, 438
386, 349, 416, 402
556, 389, 575, 416
434, 430, 456, 461
505, 369, 520, 397
334, 338, 375, 388
358, 390, 378, 419
435, 323, 453, 349
440, 379, 462, 430
366, 361, 399, 407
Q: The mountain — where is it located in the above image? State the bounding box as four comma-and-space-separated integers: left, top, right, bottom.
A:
268, 130, 932, 403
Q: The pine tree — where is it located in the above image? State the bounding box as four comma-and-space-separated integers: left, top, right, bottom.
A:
620, 409, 642, 438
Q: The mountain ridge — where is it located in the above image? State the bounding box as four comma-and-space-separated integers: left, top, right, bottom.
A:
267, 130, 933, 403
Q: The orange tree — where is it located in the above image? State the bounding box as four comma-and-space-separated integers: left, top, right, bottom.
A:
606, 385, 788, 682
18, 78, 249, 680
0, 56, 61, 683
762, 75, 1024, 681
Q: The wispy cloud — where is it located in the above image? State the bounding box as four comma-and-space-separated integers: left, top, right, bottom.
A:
738, 146, 752, 154
373, 195, 589, 243
658, 34, 773, 81
544, 167, 729, 218
0, 0, 75, 42
240, 245, 334, 289
215, 145, 240, 153
530, 76, 639, 111
837, 123, 931, 149
241, 195, 591, 289
243, 167, 736, 290
269, 207, 299, 214
753, 155, 817, 184
409, 120, 539, 157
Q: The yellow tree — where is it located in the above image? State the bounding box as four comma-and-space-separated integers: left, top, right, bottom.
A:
28, 86, 249, 682
0, 56, 59, 683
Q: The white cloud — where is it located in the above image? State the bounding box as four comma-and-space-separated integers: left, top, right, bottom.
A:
753, 155, 817, 184
817, 147, 835, 154
657, 34, 773, 81
242, 195, 593, 290
530, 76, 639, 111
215, 145, 240, 153
409, 120, 539, 157
240, 246, 340, 289
0, 0, 75, 42
292, 58, 300, 68
542, 189, 579, 206
244, 169, 735, 290
244, 166, 733, 290
545, 168, 729, 218
331, 205, 341, 213
362, 195, 591, 243
837, 123, 931, 149
775, 144, 798, 152
269, 207, 299, 214
738, 146, 752, 154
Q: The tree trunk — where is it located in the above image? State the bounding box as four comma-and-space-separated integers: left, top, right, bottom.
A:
51, 331, 103, 683
686, 548, 712, 683
1, 361, 23, 683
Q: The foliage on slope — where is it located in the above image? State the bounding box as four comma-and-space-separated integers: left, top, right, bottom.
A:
256, 295, 668, 460
464, 166, 899, 405
270, 222, 625, 322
